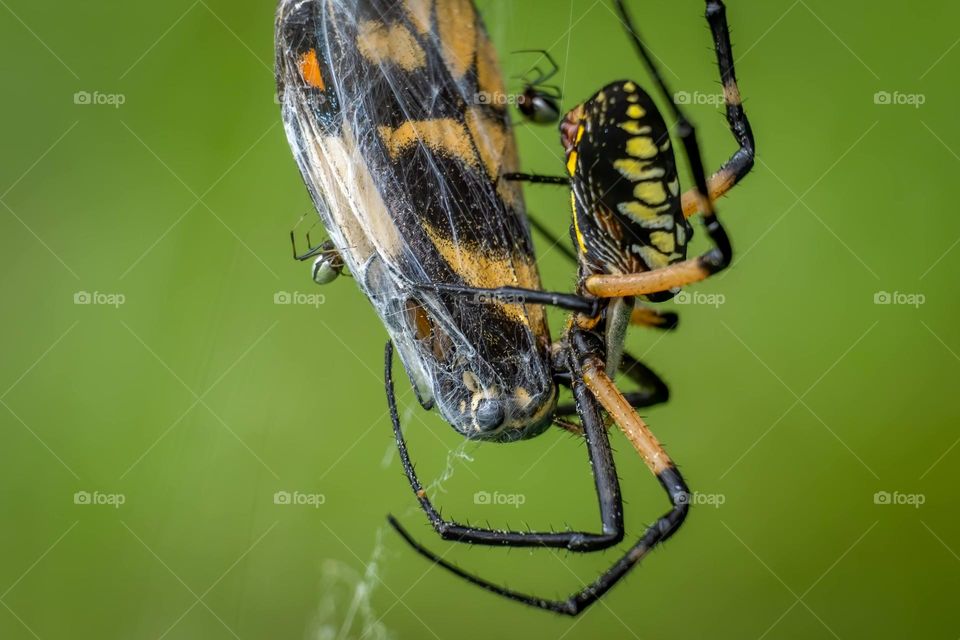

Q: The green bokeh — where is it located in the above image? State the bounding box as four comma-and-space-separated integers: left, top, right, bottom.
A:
1, 1, 958, 638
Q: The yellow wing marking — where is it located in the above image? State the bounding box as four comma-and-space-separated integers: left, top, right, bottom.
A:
476, 25, 507, 100
357, 20, 426, 71
422, 222, 539, 327
436, 0, 475, 79
378, 119, 479, 167
465, 107, 505, 180
403, 0, 433, 35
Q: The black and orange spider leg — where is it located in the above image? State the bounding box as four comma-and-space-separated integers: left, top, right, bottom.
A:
680, 0, 756, 218
385, 342, 624, 551
389, 329, 690, 616
555, 350, 669, 418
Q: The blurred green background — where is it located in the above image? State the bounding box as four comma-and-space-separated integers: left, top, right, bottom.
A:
2, 0, 958, 638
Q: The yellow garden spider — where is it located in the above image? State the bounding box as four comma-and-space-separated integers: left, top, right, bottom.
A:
387, 0, 755, 614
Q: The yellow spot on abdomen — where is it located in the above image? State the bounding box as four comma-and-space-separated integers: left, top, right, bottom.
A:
626, 136, 658, 159
650, 231, 676, 254
614, 159, 664, 182
634, 181, 668, 206
620, 121, 651, 135
618, 202, 675, 230
566, 150, 579, 176
639, 246, 671, 269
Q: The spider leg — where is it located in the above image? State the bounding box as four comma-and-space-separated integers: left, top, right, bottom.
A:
618, 350, 671, 406
534, 83, 563, 100
290, 213, 329, 262
630, 305, 679, 330
526, 214, 578, 264
513, 49, 560, 85
555, 353, 669, 417
503, 172, 569, 185
389, 330, 689, 616
384, 342, 624, 551
413, 282, 599, 315
680, 0, 756, 217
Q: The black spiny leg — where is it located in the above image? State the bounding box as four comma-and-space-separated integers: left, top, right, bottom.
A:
681, 0, 756, 218
385, 342, 624, 551
618, 351, 671, 406
503, 172, 569, 185
413, 282, 599, 316
389, 331, 690, 616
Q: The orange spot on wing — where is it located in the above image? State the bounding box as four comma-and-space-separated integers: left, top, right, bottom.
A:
298, 49, 325, 90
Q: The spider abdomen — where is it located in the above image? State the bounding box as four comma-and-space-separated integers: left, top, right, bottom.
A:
564, 81, 692, 291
